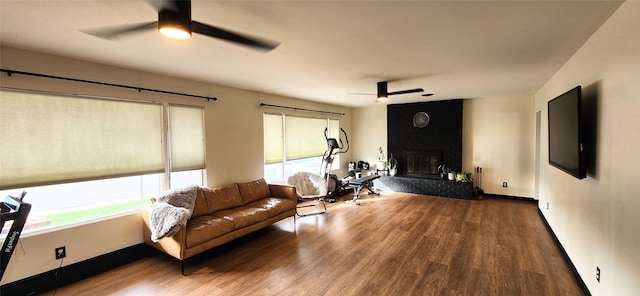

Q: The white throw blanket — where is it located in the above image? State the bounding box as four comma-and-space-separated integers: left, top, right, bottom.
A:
149, 185, 199, 242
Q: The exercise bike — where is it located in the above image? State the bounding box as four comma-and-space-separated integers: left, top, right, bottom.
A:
319, 127, 350, 202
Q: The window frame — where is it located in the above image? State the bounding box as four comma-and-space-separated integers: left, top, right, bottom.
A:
263, 112, 340, 183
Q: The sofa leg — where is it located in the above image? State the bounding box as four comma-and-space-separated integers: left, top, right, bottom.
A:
181, 260, 185, 276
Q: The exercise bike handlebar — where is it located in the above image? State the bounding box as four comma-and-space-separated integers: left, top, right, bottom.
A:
324, 127, 349, 153
339, 127, 349, 153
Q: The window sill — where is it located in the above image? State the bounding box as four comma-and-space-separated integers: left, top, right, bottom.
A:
5, 208, 142, 239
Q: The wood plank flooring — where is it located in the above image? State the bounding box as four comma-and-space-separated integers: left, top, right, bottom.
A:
44, 192, 584, 296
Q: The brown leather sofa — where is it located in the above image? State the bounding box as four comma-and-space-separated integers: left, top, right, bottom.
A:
142, 178, 297, 272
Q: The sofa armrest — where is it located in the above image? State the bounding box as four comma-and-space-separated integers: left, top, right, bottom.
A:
142, 207, 186, 260
269, 184, 297, 202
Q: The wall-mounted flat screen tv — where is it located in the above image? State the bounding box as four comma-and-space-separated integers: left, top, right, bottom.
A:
548, 86, 586, 179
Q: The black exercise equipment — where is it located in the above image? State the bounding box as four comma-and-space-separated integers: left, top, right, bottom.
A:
1, 192, 31, 280
320, 127, 349, 180
320, 127, 351, 202
345, 175, 380, 205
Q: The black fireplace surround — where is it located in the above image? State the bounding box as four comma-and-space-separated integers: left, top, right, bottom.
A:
387, 100, 463, 177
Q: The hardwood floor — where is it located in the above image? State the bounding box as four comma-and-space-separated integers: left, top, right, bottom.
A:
44, 192, 584, 295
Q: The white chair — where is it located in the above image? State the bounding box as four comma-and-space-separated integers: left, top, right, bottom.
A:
287, 171, 328, 216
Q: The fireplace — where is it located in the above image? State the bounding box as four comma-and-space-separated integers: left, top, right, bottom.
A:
388, 100, 463, 179
404, 150, 441, 179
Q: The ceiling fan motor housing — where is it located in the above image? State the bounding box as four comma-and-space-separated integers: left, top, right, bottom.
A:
377, 81, 388, 98
158, 1, 192, 35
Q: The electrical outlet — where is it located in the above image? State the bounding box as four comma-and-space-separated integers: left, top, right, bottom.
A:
547, 202, 549, 210
596, 267, 600, 282
502, 182, 508, 188
55, 246, 66, 260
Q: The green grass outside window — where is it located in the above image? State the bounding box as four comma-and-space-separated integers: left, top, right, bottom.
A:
45, 199, 152, 225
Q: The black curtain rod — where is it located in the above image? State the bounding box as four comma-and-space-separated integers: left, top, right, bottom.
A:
1, 69, 217, 101
260, 103, 345, 116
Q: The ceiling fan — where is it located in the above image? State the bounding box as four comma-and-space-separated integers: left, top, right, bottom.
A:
82, 0, 279, 52
375, 81, 431, 102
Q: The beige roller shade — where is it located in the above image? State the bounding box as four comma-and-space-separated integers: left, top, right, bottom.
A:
168, 104, 205, 171
0, 89, 164, 189
264, 113, 283, 164
285, 115, 327, 161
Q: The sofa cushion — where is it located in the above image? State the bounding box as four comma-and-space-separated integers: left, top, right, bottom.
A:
201, 183, 244, 214
247, 198, 297, 218
185, 214, 235, 248
191, 188, 209, 218
214, 206, 270, 229
237, 178, 271, 204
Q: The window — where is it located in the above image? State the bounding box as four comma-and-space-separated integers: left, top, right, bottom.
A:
0, 89, 205, 234
264, 113, 339, 183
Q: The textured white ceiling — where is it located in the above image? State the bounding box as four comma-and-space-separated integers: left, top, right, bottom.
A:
0, 0, 623, 107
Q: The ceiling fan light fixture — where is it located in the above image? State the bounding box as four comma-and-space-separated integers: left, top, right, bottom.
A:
158, 10, 192, 40
159, 26, 191, 39
377, 81, 388, 102
376, 96, 389, 103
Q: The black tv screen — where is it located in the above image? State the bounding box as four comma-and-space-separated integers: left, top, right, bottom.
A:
548, 86, 586, 179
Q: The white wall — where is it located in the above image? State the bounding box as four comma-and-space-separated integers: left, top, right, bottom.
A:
0, 46, 351, 284
1, 213, 142, 285
535, 2, 640, 295
351, 104, 387, 168
463, 95, 536, 197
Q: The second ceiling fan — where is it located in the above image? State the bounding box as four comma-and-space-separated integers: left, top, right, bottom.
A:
375, 81, 428, 102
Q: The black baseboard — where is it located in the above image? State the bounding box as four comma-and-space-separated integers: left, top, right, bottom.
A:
0, 243, 151, 296
537, 209, 591, 296
479, 193, 538, 204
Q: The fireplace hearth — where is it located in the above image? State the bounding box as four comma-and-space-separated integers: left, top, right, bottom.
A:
374, 176, 473, 199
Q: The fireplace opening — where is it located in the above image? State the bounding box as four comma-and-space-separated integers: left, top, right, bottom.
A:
404, 150, 442, 179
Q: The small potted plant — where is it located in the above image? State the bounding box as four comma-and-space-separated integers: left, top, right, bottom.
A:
440, 166, 455, 181
437, 165, 448, 180
455, 171, 473, 182
377, 146, 387, 170
448, 170, 456, 181
388, 153, 398, 176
